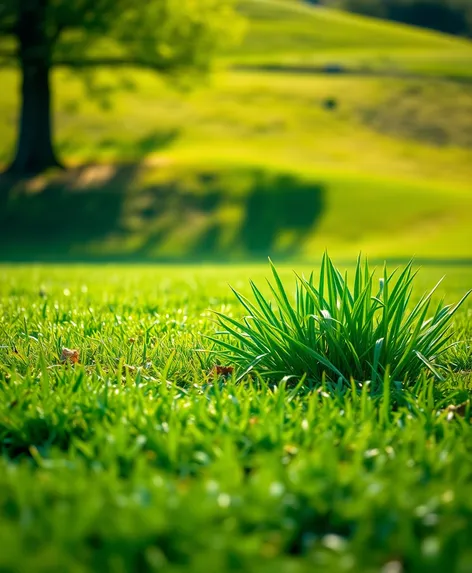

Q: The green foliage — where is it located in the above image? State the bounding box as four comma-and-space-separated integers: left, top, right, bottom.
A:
0, 0, 239, 73
1, 0, 241, 174
214, 254, 471, 385
0, 264, 471, 571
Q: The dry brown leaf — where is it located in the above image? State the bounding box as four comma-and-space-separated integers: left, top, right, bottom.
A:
61, 347, 79, 364
209, 365, 234, 379
283, 444, 298, 456
445, 400, 470, 422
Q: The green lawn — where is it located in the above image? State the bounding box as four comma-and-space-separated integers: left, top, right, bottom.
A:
2, 3, 472, 569
1, 3, 472, 570
0, 263, 471, 571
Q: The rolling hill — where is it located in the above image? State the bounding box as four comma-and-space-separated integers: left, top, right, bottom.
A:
0, 0, 471, 262
232, 0, 472, 79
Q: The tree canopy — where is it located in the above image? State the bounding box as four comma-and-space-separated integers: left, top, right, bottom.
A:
0, 0, 238, 174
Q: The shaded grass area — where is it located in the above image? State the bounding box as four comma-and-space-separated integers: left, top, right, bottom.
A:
0, 264, 471, 571
0, 164, 325, 260
360, 81, 472, 147
1, 160, 472, 261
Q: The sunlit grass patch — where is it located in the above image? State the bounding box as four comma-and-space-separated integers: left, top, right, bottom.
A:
0, 263, 471, 570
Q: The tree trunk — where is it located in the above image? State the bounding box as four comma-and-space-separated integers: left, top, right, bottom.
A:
6, 0, 62, 175
7, 61, 62, 175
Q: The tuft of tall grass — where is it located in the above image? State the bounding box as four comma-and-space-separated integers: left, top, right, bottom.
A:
212, 254, 471, 386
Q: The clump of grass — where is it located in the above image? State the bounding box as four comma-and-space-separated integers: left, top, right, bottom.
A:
213, 253, 471, 386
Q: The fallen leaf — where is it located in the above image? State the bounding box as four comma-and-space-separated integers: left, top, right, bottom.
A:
445, 400, 470, 421
209, 365, 234, 379
454, 401, 470, 417
283, 444, 298, 456
61, 347, 79, 364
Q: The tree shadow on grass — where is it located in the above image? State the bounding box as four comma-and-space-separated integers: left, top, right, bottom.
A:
94, 130, 179, 158
188, 170, 325, 259
0, 164, 325, 261
239, 171, 324, 257
134, 169, 325, 260
0, 163, 138, 257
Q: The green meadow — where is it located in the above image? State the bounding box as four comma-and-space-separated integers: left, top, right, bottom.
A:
1, 1, 472, 570
0, 263, 471, 571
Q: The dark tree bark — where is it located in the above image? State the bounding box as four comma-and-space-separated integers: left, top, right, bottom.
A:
7, 60, 62, 174
7, 0, 62, 175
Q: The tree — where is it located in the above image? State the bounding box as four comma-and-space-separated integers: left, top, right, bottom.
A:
0, 0, 236, 174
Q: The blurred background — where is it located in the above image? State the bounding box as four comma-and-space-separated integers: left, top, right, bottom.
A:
0, 0, 471, 263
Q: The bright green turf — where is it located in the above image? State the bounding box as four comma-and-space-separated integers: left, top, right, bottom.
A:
1, 3, 472, 570
0, 263, 471, 571
2, 68, 472, 181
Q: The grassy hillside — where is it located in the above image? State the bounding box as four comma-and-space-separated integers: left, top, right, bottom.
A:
232, 0, 472, 78
1, 0, 472, 261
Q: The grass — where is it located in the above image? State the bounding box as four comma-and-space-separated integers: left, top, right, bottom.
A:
1, 2, 472, 569
213, 255, 471, 384
0, 262, 471, 571
233, 0, 472, 78
1, 69, 472, 261
2, 160, 472, 261
1, 69, 470, 178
